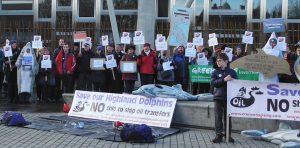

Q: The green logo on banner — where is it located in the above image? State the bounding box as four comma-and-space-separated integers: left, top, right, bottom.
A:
235, 68, 259, 81
189, 65, 214, 83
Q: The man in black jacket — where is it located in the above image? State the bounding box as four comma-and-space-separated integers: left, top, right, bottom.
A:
211, 53, 237, 143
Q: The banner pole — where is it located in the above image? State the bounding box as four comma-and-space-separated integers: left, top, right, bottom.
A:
8, 57, 12, 71
245, 43, 248, 54
79, 42, 82, 54
213, 45, 215, 53
226, 113, 230, 143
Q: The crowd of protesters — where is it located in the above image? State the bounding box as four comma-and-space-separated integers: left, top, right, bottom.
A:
0, 38, 299, 105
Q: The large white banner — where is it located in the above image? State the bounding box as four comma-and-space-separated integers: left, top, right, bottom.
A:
227, 80, 300, 121
69, 91, 177, 128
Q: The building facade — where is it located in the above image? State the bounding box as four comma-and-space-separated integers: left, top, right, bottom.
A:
0, 0, 299, 50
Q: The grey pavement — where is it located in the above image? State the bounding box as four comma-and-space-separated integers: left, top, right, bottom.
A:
0, 112, 278, 148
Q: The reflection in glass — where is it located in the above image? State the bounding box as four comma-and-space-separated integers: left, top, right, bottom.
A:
252, 0, 260, 19
288, 0, 300, 19
79, 0, 94, 17
195, 0, 204, 26
210, 0, 246, 10
103, 0, 137, 9
58, 0, 71, 6
2, 0, 33, 10
56, 12, 72, 28
38, 0, 52, 18
266, 0, 282, 18
100, 15, 137, 33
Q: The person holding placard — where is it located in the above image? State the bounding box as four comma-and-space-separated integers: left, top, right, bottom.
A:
16, 42, 39, 104
77, 42, 94, 91
211, 53, 237, 143
55, 43, 76, 94
137, 43, 157, 86
5, 40, 20, 103
91, 45, 107, 92
232, 45, 246, 61
114, 44, 125, 93
156, 50, 175, 86
105, 44, 122, 93
120, 45, 138, 93
36, 47, 55, 102
53, 38, 65, 101
173, 45, 190, 91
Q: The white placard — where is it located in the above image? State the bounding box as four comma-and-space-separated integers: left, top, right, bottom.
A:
133, 31, 145, 45
162, 61, 174, 71
123, 62, 135, 72
185, 43, 196, 57
4, 46, 12, 57
224, 47, 233, 61
242, 35, 254, 44
82, 37, 92, 48
69, 91, 177, 128
244, 31, 253, 37
121, 32, 131, 44
93, 59, 104, 68
156, 34, 163, 38
5, 39, 9, 47
194, 32, 202, 38
22, 56, 33, 66
34, 35, 42, 41
277, 37, 287, 51
41, 60, 52, 68
105, 55, 117, 69
193, 37, 203, 46
228, 80, 300, 121
209, 33, 216, 39
155, 36, 167, 51
32, 41, 43, 48
101, 35, 109, 46
197, 53, 208, 65
208, 38, 218, 47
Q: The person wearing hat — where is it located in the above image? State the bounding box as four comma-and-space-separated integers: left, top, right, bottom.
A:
137, 43, 157, 86
77, 41, 94, 91
156, 49, 175, 86
91, 45, 108, 92
5, 40, 21, 103
113, 44, 125, 93
173, 45, 190, 91
120, 45, 138, 93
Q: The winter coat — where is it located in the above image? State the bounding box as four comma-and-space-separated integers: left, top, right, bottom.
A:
91, 53, 107, 83
55, 50, 76, 75
37, 54, 55, 86
121, 53, 138, 81
0, 50, 5, 73
78, 49, 94, 74
15, 42, 39, 94
137, 50, 157, 74
157, 56, 175, 82
173, 53, 190, 83
211, 67, 238, 100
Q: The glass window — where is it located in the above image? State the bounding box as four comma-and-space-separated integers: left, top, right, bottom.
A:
2, 0, 33, 10
79, 0, 94, 17
174, 0, 186, 7
266, 0, 282, 18
195, 0, 204, 26
252, 0, 260, 19
210, 0, 246, 10
157, 0, 169, 17
288, 0, 300, 19
56, 12, 72, 28
38, 0, 52, 18
103, 0, 138, 10
58, 0, 71, 6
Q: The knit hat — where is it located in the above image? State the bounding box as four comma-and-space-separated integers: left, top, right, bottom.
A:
10, 40, 17, 45
144, 43, 151, 47
96, 45, 105, 51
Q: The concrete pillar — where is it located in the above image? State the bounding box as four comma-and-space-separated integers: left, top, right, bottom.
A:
107, 0, 120, 45
136, 0, 156, 53
184, 0, 194, 8
95, 0, 101, 45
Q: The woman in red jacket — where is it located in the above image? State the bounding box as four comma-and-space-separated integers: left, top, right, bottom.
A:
55, 43, 76, 93
137, 43, 157, 86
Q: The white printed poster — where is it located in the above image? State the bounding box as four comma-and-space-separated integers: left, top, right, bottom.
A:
242, 31, 254, 44
133, 31, 145, 45
185, 43, 196, 57
101, 35, 109, 46
4, 46, 12, 57
228, 80, 300, 121
69, 91, 177, 128
105, 55, 117, 69
121, 32, 131, 44
277, 37, 287, 51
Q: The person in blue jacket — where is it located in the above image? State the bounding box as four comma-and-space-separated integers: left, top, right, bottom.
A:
211, 53, 237, 143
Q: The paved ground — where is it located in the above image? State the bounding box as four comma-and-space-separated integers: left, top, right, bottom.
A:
0, 112, 277, 148
0, 93, 278, 148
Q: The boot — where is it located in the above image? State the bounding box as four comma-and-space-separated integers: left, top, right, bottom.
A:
212, 134, 223, 143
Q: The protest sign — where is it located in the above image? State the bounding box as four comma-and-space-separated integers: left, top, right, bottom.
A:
105, 55, 117, 69
196, 53, 208, 65
90, 58, 105, 70
41, 55, 51, 68
193, 32, 203, 46
101, 35, 109, 46
230, 49, 292, 77
120, 61, 137, 73
277, 37, 287, 51
22, 56, 33, 66
162, 61, 174, 71
155, 36, 167, 51
133, 31, 145, 45
73, 31, 87, 42
227, 79, 300, 121
121, 32, 131, 44
234, 68, 259, 81
189, 65, 214, 83
263, 18, 286, 33
5, 39, 9, 47
185, 43, 196, 57
68, 91, 177, 128
32, 35, 43, 48
4, 46, 12, 57
242, 31, 254, 44
224, 47, 233, 61
82, 37, 92, 48
208, 37, 218, 47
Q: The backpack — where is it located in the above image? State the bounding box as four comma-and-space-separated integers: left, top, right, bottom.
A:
1, 111, 29, 126
120, 124, 155, 143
